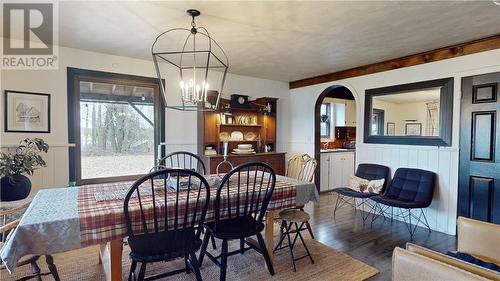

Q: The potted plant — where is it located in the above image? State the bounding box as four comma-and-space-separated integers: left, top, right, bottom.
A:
0, 138, 49, 201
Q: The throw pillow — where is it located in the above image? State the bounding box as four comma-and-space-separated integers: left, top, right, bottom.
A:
347, 176, 368, 192
366, 178, 385, 194
347, 176, 385, 194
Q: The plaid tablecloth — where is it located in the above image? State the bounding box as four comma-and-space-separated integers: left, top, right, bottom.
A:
78, 174, 297, 246
0, 174, 318, 273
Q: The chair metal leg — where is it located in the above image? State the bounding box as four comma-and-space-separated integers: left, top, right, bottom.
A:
284, 222, 297, 272
304, 221, 315, 239
420, 209, 432, 232
128, 260, 137, 281
198, 229, 211, 267
274, 221, 289, 252
220, 239, 228, 281
45, 255, 60, 281
298, 207, 315, 239
361, 199, 378, 225
333, 193, 341, 216
360, 199, 367, 225
408, 209, 414, 240
30, 259, 42, 281
279, 220, 285, 238
398, 208, 415, 240
295, 222, 315, 265
189, 252, 203, 281
256, 232, 275, 275
371, 203, 380, 225
407, 208, 432, 235
137, 263, 147, 281
371, 203, 392, 226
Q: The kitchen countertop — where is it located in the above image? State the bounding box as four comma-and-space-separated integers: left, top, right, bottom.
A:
320, 148, 356, 153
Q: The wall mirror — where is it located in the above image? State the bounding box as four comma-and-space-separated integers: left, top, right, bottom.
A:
364, 77, 453, 146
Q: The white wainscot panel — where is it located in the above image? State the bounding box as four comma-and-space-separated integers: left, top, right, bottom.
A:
356, 144, 458, 235
0, 146, 70, 196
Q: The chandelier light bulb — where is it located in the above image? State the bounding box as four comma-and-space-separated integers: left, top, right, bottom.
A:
152, 9, 228, 111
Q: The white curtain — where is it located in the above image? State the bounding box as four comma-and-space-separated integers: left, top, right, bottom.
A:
426, 101, 439, 136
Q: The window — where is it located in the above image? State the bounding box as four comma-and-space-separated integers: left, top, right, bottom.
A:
371, 108, 385, 135
320, 103, 331, 138
68, 68, 165, 185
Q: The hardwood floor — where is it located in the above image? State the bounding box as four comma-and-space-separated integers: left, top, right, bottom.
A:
302, 193, 457, 280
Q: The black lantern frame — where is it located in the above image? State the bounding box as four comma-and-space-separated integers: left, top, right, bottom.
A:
151, 10, 229, 111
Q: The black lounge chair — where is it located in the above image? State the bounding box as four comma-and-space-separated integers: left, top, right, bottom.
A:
333, 163, 390, 223
370, 167, 436, 240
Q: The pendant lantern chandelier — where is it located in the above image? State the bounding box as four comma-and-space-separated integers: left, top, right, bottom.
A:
152, 9, 229, 111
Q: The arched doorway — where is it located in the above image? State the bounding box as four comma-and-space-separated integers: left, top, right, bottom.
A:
314, 86, 356, 190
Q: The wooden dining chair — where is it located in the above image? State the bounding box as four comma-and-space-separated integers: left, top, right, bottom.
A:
198, 162, 276, 281
0, 202, 60, 281
286, 154, 318, 183
124, 168, 210, 281
284, 154, 317, 239
159, 151, 206, 174
158, 151, 217, 249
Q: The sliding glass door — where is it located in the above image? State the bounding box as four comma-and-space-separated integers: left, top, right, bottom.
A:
68, 68, 164, 185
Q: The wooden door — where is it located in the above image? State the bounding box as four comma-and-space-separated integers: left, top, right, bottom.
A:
459, 72, 500, 224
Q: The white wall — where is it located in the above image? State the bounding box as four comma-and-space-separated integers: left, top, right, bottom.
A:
0, 45, 289, 192
373, 99, 432, 136
287, 49, 500, 235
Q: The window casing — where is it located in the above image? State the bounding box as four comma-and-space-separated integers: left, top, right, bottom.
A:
68, 68, 165, 185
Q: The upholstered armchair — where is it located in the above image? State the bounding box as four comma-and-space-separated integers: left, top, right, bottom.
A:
392, 217, 500, 281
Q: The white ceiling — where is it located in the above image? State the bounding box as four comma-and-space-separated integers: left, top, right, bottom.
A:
15, 1, 500, 81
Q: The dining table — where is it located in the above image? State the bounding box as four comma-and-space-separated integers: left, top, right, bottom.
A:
1, 173, 319, 281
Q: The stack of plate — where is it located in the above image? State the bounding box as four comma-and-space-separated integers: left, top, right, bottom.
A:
232, 144, 256, 155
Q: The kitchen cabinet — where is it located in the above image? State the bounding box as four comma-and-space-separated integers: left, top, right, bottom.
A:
320, 153, 330, 192
345, 100, 357, 126
320, 151, 355, 192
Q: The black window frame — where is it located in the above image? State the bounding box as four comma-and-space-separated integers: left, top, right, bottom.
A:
67, 67, 165, 185
320, 103, 331, 138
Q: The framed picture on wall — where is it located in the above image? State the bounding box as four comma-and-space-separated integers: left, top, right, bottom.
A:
4, 90, 51, 133
405, 123, 422, 136
386, 122, 395, 136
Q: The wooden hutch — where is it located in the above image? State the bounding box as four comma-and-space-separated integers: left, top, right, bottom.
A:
197, 96, 285, 175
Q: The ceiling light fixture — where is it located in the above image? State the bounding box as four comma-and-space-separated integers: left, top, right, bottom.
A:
152, 9, 229, 111
493, 0, 500, 6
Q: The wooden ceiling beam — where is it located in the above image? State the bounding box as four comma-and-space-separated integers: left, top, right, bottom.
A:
289, 34, 500, 89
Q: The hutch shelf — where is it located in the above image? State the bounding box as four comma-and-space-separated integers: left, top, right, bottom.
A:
197, 97, 285, 175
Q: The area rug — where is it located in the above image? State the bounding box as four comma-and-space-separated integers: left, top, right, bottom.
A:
1, 239, 378, 281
